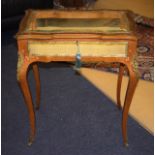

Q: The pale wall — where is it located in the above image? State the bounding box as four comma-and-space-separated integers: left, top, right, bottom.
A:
93, 0, 154, 18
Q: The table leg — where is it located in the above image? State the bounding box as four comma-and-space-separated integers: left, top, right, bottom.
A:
122, 65, 138, 146
117, 64, 125, 109
32, 64, 41, 110
18, 62, 36, 146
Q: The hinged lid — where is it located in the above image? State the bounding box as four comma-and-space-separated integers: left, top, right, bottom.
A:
18, 10, 133, 35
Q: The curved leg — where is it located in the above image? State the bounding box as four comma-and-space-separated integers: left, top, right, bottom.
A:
122, 65, 138, 146
32, 63, 41, 110
117, 64, 125, 109
18, 62, 36, 146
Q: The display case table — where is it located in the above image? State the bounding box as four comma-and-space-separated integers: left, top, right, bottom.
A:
16, 9, 139, 146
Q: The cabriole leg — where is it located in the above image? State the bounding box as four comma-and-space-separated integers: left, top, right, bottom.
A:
17, 60, 36, 146
117, 64, 125, 109
32, 63, 41, 110
122, 65, 138, 146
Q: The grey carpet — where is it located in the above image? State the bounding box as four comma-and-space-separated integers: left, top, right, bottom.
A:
2, 30, 154, 155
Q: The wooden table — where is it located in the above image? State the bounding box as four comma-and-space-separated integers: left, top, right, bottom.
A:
16, 9, 139, 146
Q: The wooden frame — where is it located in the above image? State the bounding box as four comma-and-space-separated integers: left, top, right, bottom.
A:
16, 9, 139, 146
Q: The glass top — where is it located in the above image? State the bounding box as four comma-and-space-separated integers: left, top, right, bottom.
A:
35, 18, 126, 33
20, 10, 131, 34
